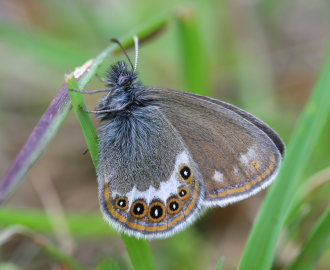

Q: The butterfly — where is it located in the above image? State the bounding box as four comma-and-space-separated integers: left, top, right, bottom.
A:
71, 37, 284, 239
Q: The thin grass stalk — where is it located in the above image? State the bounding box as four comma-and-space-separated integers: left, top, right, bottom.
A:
288, 206, 330, 270
175, 8, 210, 95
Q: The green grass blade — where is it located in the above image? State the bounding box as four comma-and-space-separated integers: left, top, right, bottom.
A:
285, 168, 330, 242
239, 55, 330, 270
122, 235, 155, 270
66, 73, 99, 168
216, 257, 225, 270
0, 208, 115, 237
288, 206, 330, 270
175, 8, 210, 95
96, 258, 121, 270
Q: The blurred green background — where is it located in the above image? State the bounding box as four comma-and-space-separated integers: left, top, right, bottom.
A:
0, 0, 330, 269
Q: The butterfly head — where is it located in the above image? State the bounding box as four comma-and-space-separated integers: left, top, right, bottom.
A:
106, 61, 140, 91
96, 61, 146, 120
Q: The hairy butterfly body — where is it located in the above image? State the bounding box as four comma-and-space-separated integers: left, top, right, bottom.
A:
77, 39, 284, 239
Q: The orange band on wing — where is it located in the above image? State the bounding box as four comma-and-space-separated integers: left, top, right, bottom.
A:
103, 180, 200, 232
209, 154, 277, 198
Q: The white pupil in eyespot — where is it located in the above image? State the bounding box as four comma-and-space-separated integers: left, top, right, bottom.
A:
154, 209, 159, 217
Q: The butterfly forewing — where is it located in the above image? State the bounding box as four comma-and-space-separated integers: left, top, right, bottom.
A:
150, 88, 283, 207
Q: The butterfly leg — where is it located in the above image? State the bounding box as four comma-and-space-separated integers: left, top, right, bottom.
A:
79, 105, 124, 114
79, 105, 102, 114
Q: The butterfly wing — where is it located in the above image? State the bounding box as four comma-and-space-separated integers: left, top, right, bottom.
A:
149, 88, 284, 207
97, 106, 204, 239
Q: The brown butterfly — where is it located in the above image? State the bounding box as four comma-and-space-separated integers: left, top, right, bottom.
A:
71, 37, 284, 239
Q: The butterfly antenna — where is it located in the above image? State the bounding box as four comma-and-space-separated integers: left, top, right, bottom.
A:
133, 35, 139, 72
110, 38, 134, 71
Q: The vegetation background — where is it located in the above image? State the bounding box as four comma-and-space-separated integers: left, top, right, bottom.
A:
0, 0, 329, 269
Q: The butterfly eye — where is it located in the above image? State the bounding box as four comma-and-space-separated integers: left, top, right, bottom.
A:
178, 186, 190, 200
179, 164, 193, 183
167, 197, 181, 215
131, 200, 147, 218
148, 201, 166, 222
115, 197, 129, 210
118, 75, 131, 86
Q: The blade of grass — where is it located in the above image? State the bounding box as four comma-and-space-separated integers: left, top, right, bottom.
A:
0, 13, 170, 205
0, 208, 115, 237
285, 167, 330, 241
239, 55, 330, 270
216, 257, 225, 270
175, 7, 210, 95
0, 84, 72, 205
96, 258, 121, 270
288, 206, 330, 270
121, 235, 155, 270
66, 73, 99, 167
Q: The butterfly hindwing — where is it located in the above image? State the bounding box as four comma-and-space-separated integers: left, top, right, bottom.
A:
150, 88, 284, 207
97, 105, 204, 239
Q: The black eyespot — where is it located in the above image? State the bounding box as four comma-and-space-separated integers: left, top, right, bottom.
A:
180, 166, 191, 179
118, 200, 125, 207
133, 203, 144, 215
116, 197, 128, 210
151, 205, 162, 218
131, 200, 147, 218
148, 202, 166, 222
178, 187, 190, 200
167, 197, 181, 215
179, 165, 193, 182
179, 189, 187, 197
170, 201, 179, 211
150, 205, 163, 219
